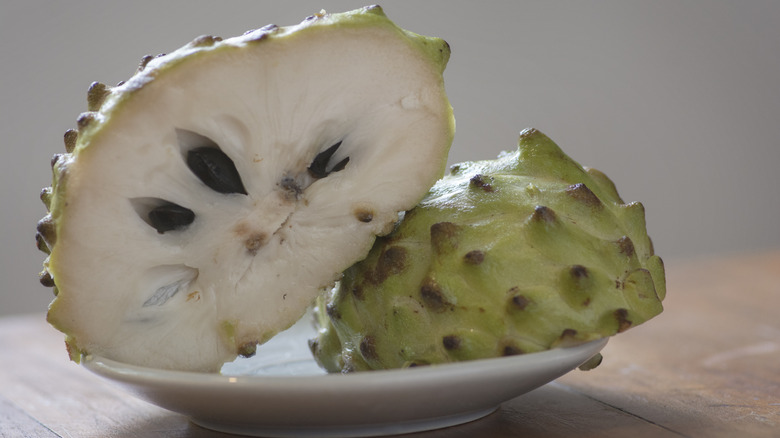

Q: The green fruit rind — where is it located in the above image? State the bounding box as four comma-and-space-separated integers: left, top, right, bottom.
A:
312, 128, 665, 372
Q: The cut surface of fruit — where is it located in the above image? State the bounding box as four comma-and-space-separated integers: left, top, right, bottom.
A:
37, 6, 454, 372
311, 128, 665, 372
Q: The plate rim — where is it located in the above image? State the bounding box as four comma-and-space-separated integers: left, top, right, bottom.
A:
83, 337, 609, 388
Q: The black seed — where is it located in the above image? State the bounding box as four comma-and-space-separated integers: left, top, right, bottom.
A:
308, 141, 348, 179
308, 143, 336, 178
330, 156, 350, 173
360, 335, 378, 361
187, 146, 247, 195
148, 202, 195, 234
464, 250, 485, 265
442, 335, 461, 350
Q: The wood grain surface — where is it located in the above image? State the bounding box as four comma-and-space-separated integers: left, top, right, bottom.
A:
1, 251, 778, 437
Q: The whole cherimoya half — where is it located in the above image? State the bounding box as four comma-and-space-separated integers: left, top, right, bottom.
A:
312, 128, 665, 372
36, 6, 455, 372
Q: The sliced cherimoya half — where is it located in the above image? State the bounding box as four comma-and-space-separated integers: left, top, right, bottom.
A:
37, 6, 454, 372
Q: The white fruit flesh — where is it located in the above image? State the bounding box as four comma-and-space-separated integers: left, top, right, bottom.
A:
45, 8, 454, 371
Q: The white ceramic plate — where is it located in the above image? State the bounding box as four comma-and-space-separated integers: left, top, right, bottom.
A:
83, 317, 607, 438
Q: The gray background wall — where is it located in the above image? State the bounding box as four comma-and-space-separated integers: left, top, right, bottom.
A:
2, 0, 779, 316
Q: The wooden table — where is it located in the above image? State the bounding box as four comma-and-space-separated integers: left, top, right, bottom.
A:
2, 251, 778, 437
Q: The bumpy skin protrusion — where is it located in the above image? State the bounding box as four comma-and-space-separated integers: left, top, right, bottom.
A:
311, 128, 665, 372
86, 82, 110, 111
37, 150, 71, 292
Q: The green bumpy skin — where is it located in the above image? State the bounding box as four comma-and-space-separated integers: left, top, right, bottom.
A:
311, 128, 666, 372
